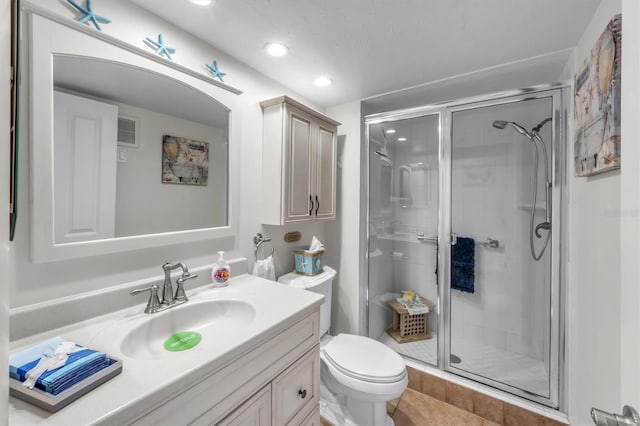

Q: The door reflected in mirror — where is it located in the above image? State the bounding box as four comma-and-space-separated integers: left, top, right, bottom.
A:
52, 55, 229, 244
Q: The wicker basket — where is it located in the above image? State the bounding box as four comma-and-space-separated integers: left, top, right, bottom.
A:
387, 296, 436, 343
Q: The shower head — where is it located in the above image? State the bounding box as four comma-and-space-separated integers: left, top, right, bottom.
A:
492, 120, 529, 137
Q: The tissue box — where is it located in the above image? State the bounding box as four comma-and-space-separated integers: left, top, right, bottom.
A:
294, 246, 325, 276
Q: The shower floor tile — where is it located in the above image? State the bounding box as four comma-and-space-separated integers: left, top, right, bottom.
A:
378, 332, 549, 397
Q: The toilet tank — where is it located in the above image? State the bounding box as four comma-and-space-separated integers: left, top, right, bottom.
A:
277, 266, 336, 336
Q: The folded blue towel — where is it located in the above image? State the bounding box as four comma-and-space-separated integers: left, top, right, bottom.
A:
451, 237, 475, 293
9, 337, 111, 395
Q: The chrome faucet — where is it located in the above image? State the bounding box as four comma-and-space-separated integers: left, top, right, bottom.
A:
162, 261, 189, 305
130, 261, 198, 313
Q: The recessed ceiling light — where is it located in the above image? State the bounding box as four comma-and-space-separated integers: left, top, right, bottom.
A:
189, 0, 213, 6
314, 76, 332, 87
386, 129, 396, 134
265, 43, 288, 57
398, 137, 407, 142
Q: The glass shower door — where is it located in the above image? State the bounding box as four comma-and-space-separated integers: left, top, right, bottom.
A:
367, 112, 440, 366
446, 94, 560, 406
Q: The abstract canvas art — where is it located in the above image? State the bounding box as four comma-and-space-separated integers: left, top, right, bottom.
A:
162, 135, 209, 185
574, 14, 621, 177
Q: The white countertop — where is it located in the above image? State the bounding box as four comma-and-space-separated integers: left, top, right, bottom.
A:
9, 274, 324, 425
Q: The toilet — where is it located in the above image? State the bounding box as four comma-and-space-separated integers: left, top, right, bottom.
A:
278, 266, 407, 426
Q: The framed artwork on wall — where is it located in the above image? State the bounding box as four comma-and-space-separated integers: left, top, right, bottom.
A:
161, 135, 209, 185
574, 14, 621, 177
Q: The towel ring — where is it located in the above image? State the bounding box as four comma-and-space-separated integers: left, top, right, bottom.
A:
254, 233, 275, 261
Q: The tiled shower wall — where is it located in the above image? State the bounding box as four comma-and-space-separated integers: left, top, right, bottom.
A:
450, 99, 552, 364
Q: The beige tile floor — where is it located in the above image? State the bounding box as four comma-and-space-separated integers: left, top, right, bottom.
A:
321, 388, 499, 426
389, 388, 501, 426
320, 388, 566, 425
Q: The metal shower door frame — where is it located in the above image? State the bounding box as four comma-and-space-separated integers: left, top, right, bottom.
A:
439, 86, 567, 409
361, 82, 568, 411
360, 104, 445, 339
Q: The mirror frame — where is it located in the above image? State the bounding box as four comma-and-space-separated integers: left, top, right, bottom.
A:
28, 11, 240, 263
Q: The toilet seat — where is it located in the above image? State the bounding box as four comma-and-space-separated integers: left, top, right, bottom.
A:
321, 334, 407, 384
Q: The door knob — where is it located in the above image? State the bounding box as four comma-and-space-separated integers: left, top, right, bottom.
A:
592, 405, 640, 425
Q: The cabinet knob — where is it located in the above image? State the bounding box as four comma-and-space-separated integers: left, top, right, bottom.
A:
298, 389, 307, 399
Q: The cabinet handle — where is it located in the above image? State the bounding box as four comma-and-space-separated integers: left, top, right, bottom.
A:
298, 389, 307, 399
309, 195, 313, 216
315, 195, 319, 216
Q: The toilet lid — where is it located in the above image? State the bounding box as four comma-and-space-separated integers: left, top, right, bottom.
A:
321, 334, 406, 383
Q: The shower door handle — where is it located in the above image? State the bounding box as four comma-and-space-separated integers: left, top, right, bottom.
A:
591, 405, 640, 425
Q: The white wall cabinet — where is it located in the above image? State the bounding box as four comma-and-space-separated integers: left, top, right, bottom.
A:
261, 96, 340, 225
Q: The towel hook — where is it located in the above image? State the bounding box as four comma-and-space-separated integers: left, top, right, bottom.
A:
254, 233, 275, 261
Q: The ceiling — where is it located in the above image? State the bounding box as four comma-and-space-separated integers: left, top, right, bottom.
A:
131, 0, 601, 108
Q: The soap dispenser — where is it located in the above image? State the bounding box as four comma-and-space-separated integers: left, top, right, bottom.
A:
212, 251, 230, 287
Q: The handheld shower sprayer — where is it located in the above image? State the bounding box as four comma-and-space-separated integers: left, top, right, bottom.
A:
492, 120, 530, 138
492, 118, 553, 261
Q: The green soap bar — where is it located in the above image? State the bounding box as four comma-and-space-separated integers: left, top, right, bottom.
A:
164, 331, 202, 352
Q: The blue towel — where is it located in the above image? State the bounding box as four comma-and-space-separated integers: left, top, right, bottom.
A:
451, 237, 475, 293
9, 337, 111, 395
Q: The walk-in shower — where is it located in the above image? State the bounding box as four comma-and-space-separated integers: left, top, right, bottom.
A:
362, 85, 567, 410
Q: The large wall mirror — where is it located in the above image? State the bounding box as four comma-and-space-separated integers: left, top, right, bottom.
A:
28, 12, 238, 262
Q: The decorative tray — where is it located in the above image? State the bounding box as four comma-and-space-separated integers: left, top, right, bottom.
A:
9, 357, 123, 413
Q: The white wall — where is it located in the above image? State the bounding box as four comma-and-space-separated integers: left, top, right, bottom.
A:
569, 0, 623, 424
114, 102, 227, 237
0, 0, 11, 421
620, 0, 640, 411
11, 0, 327, 311
325, 101, 361, 334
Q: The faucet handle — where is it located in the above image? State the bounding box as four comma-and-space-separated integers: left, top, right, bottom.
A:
174, 273, 198, 303
130, 284, 162, 314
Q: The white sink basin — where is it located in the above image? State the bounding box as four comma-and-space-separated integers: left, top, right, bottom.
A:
120, 300, 256, 360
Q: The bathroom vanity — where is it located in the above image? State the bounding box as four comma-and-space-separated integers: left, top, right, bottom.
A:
9, 275, 324, 425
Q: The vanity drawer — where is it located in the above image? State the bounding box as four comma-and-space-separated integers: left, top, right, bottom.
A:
272, 346, 319, 425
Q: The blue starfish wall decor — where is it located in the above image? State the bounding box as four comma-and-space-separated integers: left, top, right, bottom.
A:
66, 0, 111, 31
205, 60, 227, 82
145, 34, 176, 61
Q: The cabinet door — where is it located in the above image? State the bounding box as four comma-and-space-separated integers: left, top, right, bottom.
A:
285, 107, 314, 223
313, 123, 337, 221
216, 385, 271, 426
272, 348, 320, 425
299, 408, 321, 426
